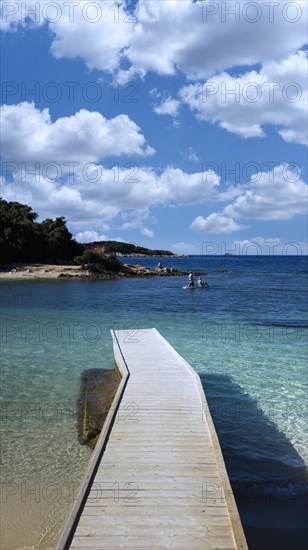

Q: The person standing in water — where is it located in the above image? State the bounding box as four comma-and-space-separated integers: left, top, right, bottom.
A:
188, 271, 194, 287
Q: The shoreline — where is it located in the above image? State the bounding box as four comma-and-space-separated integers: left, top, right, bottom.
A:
0, 263, 196, 281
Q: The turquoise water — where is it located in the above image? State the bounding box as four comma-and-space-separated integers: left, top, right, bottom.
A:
1, 256, 307, 548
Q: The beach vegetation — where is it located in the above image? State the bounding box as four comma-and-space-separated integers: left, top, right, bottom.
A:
74, 249, 123, 272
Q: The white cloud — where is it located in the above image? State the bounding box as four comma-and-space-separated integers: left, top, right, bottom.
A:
159, 167, 220, 204
225, 164, 308, 220
0, 164, 220, 234
3, 4, 306, 146
92, 165, 220, 210
50, 2, 134, 74
154, 97, 181, 117
2, 1, 307, 82
185, 147, 200, 163
179, 51, 308, 145
120, 208, 153, 232
74, 231, 108, 243
191, 213, 246, 233
0, 102, 154, 163
0, 1, 133, 74
191, 164, 308, 234
215, 185, 245, 202
140, 227, 154, 238
0, 100, 221, 234
124, 1, 308, 80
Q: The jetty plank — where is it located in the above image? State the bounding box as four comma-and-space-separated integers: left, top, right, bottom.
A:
55, 328, 247, 550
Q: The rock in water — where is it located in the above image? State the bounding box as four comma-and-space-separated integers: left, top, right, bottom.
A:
77, 368, 120, 448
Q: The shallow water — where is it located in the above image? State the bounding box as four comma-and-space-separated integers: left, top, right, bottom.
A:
1, 256, 307, 548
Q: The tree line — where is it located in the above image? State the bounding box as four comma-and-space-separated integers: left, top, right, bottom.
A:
88, 240, 174, 256
0, 198, 84, 264
0, 198, 174, 266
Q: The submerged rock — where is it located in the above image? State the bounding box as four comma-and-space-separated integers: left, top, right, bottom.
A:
77, 368, 121, 448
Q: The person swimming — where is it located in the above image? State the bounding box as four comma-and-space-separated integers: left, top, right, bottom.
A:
198, 277, 208, 287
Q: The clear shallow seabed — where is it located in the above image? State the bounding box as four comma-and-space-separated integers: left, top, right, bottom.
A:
0, 256, 307, 549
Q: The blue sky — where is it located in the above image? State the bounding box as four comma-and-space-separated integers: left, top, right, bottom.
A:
0, 0, 307, 254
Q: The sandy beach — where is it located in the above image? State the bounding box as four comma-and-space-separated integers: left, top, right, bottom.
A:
0, 264, 89, 280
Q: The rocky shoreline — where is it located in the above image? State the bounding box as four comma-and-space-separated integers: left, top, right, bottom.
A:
0, 263, 205, 280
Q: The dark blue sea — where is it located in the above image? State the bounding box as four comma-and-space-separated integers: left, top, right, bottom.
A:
1, 255, 307, 548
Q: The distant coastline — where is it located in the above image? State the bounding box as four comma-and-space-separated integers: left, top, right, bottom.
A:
114, 252, 187, 258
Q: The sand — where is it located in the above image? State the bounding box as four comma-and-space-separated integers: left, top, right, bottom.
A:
0, 264, 92, 280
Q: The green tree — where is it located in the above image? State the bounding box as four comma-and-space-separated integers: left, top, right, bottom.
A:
40, 217, 81, 262
0, 199, 38, 262
0, 199, 84, 264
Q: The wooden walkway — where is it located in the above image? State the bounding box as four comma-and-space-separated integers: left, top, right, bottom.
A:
56, 328, 248, 549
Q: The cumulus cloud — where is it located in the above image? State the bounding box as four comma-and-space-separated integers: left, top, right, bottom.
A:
225, 164, 308, 220
0, 99, 221, 235
153, 97, 181, 117
140, 227, 154, 238
0, 1, 133, 74
1, 1, 307, 81
179, 51, 308, 145
1, 171, 120, 229
191, 164, 308, 233
123, 0, 308, 80
191, 213, 246, 233
74, 231, 125, 243
120, 208, 153, 231
1, 164, 220, 234
50, 3, 134, 74
74, 230, 108, 243
0, 102, 154, 163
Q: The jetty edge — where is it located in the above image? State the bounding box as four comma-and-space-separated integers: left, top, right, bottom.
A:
55, 328, 248, 549
54, 334, 130, 549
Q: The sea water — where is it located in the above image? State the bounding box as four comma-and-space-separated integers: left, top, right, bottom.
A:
0, 256, 307, 549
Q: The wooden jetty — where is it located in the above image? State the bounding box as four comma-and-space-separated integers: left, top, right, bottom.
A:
55, 328, 248, 549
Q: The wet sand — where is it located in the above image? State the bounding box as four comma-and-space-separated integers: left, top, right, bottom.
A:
0, 486, 80, 549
